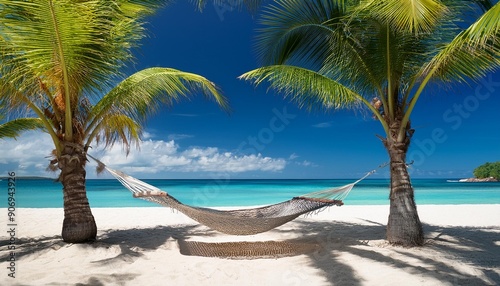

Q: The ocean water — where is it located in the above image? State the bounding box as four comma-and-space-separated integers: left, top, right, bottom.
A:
2, 178, 500, 208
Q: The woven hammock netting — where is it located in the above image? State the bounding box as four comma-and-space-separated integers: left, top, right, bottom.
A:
91, 156, 375, 235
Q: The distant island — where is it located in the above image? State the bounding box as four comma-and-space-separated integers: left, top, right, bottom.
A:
460, 162, 500, 182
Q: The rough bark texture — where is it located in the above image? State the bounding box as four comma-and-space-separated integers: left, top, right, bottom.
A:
59, 142, 97, 243
384, 121, 424, 246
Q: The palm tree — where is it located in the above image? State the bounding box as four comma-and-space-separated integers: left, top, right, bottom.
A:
241, 0, 499, 246
0, 0, 228, 243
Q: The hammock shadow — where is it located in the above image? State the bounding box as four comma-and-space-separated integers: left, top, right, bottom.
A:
93, 222, 338, 261
4, 218, 498, 285
80, 219, 381, 264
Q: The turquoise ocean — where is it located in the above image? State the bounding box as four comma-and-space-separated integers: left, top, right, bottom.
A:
3, 178, 500, 208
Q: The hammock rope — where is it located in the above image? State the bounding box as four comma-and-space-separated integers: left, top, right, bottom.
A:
89, 155, 382, 235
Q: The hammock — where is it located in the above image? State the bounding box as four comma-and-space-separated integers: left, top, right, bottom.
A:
89, 155, 377, 235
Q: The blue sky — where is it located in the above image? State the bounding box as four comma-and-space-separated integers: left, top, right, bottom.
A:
1, 1, 499, 179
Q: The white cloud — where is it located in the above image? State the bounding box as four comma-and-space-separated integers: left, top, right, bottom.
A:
0, 132, 55, 177
0, 131, 287, 178
142, 131, 154, 140
96, 140, 287, 175
183, 146, 218, 158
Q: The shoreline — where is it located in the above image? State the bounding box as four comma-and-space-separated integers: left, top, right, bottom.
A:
2, 205, 499, 285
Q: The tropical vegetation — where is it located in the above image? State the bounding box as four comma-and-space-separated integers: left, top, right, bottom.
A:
0, 104, 44, 139
241, 0, 500, 246
474, 162, 500, 180
0, 0, 227, 243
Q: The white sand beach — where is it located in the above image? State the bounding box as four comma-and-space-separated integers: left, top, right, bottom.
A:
2, 205, 500, 285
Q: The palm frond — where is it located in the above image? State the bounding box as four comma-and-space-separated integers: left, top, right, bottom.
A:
240, 65, 362, 111
256, 0, 349, 66
423, 2, 500, 82
0, 77, 31, 109
0, 0, 163, 100
90, 114, 141, 155
0, 118, 45, 139
320, 17, 389, 96
464, 1, 500, 46
358, 0, 449, 35
0, 0, 166, 144
86, 67, 228, 141
254, 0, 388, 101
255, 0, 442, 106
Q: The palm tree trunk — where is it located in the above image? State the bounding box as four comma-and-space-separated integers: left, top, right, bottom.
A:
59, 142, 97, 243
383, 123, 424, 246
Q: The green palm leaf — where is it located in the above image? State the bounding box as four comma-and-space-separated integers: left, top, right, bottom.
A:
423, 2, 500, 82
357, 0, 449, 34
256, 0, 349, 66
0, 0, 164, 141
240, 65, 362, 111
0, 0, 162, 92
0, 118, 45, 139
90, 114, 142, 154
255, 0, 388, 100
86, 67, 228, 144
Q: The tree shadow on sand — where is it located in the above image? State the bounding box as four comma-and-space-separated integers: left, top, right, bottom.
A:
0, 225, 194, 263
2, 218, 498, 285
0, 224, 213, 286
274, 220, 500, 286
0, 235, 65, 261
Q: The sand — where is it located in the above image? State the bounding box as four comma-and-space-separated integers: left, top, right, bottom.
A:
1, 204, 499, 285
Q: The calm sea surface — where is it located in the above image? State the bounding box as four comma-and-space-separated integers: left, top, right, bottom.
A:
3, 178, 500, 208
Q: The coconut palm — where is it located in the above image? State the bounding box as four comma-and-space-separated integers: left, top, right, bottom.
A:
241, 0, 499, 246
0, 0, 228, 243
